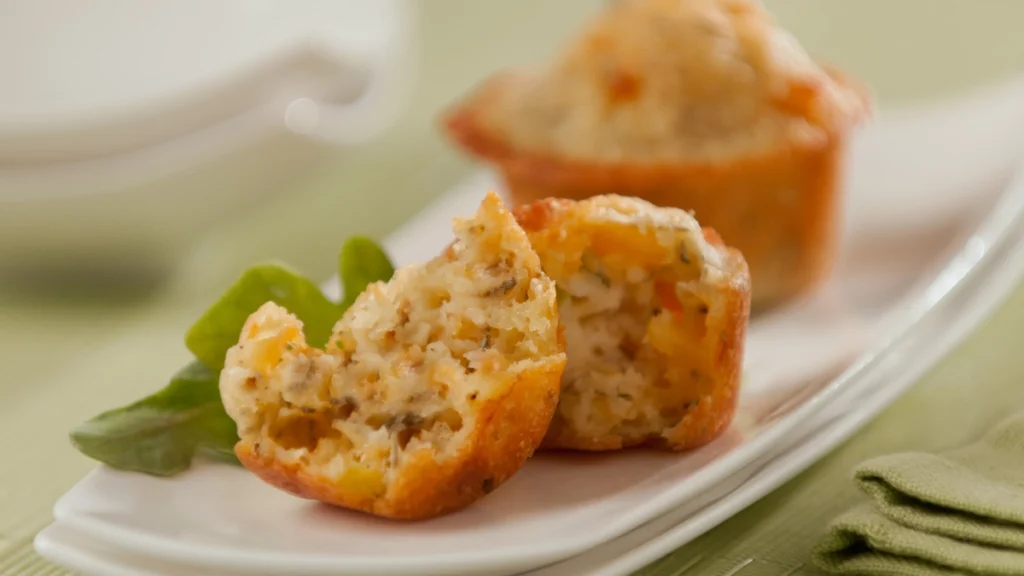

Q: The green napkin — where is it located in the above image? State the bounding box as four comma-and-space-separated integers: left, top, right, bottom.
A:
814, 412, 1024, 575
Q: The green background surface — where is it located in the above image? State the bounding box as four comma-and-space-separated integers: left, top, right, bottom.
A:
2, 1, 1024, 574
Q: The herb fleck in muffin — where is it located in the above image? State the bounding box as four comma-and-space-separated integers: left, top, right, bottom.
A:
444, 0, 871, 307
220, 192, 565, 520
515, 195, 750, 451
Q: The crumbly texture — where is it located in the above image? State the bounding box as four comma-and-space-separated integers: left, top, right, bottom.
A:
446, 0, 867, 164
514, 195, 750, 451
220, 192, 566, 520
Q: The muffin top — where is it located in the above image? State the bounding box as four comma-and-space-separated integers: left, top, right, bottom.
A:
458, 0, 868, 164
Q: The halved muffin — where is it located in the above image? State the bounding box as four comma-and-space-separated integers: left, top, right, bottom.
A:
515, 195, 750, 451
219, 192, 566, 520
443, 0, 871, 308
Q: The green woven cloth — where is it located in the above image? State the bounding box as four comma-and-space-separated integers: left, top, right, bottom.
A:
814, 413, 1024, 575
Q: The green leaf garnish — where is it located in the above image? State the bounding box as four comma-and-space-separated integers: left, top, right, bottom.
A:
185, 264, 342, 372
69, 361, 239, 477
339, 236, 396, 309
71, 238, 397, 477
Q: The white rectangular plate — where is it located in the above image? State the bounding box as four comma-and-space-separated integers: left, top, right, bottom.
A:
38, 116, 1024, 575
35, 205, 1024, 576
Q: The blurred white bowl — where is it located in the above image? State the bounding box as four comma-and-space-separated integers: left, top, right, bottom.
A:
3, 0, 1023, 281
0, 0, 412, 277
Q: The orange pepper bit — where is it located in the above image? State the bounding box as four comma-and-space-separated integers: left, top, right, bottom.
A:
775, 78, 823, 125
604, 67, 644, 107
654, 280, 709, 340
702, 227, 726, 247
655, 280, 683, 314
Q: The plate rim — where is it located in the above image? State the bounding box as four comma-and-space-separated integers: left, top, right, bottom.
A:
38, 230, 1024, 576
49, 162, 1024, 574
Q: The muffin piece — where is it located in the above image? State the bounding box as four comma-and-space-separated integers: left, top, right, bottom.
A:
443, 0, 871, 308
220, 192, 565, 520
514, 195, 749, 451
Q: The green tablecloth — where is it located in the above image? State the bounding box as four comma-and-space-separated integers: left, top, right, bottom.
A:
4, 2, 1024, 574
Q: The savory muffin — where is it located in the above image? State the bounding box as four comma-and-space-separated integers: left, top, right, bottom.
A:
443, 0, 870, 308
515, 195, 750, 451
219, 192, 566, 520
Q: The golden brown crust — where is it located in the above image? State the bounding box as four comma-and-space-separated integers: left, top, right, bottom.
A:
443, 0, 871, 311
444, 68, 868, 178
539, 266, 748, 452
450, 0, 870, 164
512, 196, 750, 451
444, 68, 864, 307
662, 240, 748, 451
224, 192, 567, 520
236, 360, 562, 520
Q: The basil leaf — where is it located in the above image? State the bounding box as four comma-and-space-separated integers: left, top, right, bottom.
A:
339, 236, 396, 309
70, 237, 397, 478
69, 361, 239, 477
185, 264, 342, 371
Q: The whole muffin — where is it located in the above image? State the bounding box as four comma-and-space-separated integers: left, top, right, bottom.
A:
443, 0, 871, 308
515, 195, 750, 451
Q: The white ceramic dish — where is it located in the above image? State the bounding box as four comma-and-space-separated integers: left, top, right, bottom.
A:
35, 197, 1024, 576
15, 359, 928, 576
38, 117, 1021, 575
36, 523, 224, 576
30, 362, 877, 576
0, 0, 412, 275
